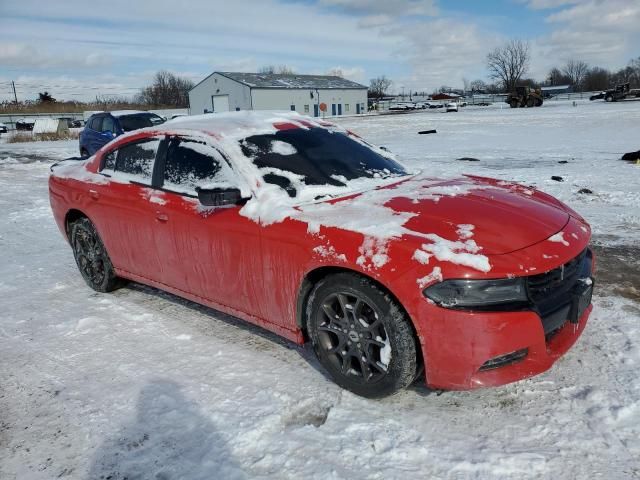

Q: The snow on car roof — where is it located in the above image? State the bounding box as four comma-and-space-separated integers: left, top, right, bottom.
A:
108, 110, 151, 117
164, 110, 329, 137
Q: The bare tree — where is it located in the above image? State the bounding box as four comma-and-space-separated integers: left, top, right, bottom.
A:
562, 60, 590, 90
258, 65, 295, 75
486, 39, 530, 93
137, 70, 193, 107
583, 67, 610, 91
469, 79, 487, 92
369, 76, 392, 100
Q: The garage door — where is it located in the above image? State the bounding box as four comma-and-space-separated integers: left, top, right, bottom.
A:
212, 95, 230, 113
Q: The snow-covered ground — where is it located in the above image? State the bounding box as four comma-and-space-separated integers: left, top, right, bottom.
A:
1, 101, 639, 479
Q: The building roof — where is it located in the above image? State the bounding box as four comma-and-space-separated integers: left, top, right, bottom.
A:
200, 72, 367, 90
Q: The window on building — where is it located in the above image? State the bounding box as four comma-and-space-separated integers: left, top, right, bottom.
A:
290, 105, 296, 111
345, 104, 350, 112
163, 139, 225, 196
304, 104, 310, 113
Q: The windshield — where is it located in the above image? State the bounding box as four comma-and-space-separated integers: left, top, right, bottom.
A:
119, 113, 165, 132
239, 127, 408, 195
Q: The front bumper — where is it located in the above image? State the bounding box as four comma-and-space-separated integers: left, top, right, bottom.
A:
410, 217, 594, 390
418, 301, 591, 390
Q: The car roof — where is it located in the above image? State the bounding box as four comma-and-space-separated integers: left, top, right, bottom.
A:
151, 110, 333, 139
108, 110, 151, 117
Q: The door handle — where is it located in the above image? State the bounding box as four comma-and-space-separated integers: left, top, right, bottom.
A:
156, 212, 169, 223
89, 189, 99, 200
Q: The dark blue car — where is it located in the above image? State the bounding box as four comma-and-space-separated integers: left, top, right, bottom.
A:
79, 110, 165, 156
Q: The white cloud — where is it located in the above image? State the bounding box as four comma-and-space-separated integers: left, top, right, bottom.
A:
530, 0, 640, 76
520, 0, 583, 10
318, 0, 438, 16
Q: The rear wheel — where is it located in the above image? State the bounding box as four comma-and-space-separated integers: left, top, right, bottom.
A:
509, 99, 519, 108
70, 217, 122, 292
306, 273, 418, 398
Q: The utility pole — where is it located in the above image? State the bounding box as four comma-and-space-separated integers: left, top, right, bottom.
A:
11, 81, 18, 103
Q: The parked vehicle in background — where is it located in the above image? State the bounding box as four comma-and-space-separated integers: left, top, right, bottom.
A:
389, 103, 415, 111
16, 118, 36, 131
58, 117, 83, 129
50, 111, 594, 398
590, 83, 640, 103
0, 122, 7, 134
79, 111, 165, 157
446, 102, 459, 112
506, 86, 544, 108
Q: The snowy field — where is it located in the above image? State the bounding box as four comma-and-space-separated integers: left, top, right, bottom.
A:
1, 100, 639, 479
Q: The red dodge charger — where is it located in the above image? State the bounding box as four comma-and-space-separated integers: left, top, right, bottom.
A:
49, 111, 594, 397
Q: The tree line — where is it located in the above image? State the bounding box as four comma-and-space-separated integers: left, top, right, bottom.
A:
369, 40, 640, 97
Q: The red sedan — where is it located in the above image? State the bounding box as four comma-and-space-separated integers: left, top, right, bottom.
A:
49, 111, 594, 398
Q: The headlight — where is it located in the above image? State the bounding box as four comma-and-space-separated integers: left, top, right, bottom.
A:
424, 278, 528, 309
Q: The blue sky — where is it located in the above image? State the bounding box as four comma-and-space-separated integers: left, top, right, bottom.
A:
1, 0, 638, 101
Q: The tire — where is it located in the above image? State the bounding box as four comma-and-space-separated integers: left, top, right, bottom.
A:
526, 97, 535, 108
69, 217, 122, 292
306, 273, 418, 398
536, 99, 543, 107
80, 148, 89, 158
605, 94, 613, 103
509, 99, 519, 109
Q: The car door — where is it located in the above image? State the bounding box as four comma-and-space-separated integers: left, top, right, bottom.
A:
90, 136, 167, 281
86, 116, 104, 155
151, 136, 264, 317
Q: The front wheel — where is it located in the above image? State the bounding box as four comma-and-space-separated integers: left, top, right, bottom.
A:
306, 273, 418, 398
70, 217, 122, 292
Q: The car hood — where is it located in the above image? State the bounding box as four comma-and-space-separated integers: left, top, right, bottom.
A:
377, 175, 571, 255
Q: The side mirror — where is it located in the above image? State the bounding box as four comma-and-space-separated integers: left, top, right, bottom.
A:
197, 187, 245, 207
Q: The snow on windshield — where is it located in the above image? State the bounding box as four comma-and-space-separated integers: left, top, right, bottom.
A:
269, 140, 297, 156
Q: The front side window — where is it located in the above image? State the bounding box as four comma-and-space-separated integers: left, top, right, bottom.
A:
163, 138, 229, 195
102, 150, 116, 172
102, 116, 116, 134
89, 116, 102, 131
109, 139, 160, 183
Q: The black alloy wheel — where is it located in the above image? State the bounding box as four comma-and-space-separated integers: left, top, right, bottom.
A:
307, 273, 418, 398
70, 217, 122, 292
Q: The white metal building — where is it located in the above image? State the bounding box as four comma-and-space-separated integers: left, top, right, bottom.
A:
188, 72, 368, 117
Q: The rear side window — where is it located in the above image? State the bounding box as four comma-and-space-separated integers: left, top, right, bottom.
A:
163, 139, 229, 195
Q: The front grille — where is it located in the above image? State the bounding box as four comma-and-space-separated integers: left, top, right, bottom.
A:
527, 249, 586, 303
527, 249, 592, 335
